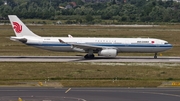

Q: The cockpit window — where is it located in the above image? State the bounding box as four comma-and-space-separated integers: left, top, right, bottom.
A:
164, 42, 168, 44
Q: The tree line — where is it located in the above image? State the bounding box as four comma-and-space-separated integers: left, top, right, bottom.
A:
0, 0, 180, 24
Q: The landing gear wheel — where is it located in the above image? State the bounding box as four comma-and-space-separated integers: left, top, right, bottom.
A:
84, 54, 89, 59
84, 54, 94, 59
89, 54, 94, 58
154, 53, 157, 59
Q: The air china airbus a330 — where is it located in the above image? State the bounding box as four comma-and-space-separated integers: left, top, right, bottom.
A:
8, 15, 172, 59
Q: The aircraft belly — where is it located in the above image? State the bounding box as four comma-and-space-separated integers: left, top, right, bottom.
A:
118, 47, 171, 53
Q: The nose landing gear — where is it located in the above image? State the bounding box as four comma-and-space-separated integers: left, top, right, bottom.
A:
154, 53, 157, 59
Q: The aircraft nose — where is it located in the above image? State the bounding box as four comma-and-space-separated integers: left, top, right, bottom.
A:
168, 44, 173, 49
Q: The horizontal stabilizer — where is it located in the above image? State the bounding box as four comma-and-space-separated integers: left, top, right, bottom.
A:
10, 36, 27, 43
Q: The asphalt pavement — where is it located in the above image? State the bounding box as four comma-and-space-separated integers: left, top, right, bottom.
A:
0, 56, 180, 62
0, 87, 180, 101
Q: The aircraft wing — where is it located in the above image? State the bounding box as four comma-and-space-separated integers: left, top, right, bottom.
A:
69, 43, 103, 50
59, 39, 115, 51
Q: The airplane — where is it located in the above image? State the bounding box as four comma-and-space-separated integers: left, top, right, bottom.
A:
8, 15, 172, 59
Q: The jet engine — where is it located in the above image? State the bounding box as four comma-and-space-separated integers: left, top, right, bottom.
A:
98, 49, 117, 57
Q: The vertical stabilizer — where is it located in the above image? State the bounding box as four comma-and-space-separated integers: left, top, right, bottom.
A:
8, 15, 40, 37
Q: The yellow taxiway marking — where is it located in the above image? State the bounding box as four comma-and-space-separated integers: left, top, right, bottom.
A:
172, 82, 180, 86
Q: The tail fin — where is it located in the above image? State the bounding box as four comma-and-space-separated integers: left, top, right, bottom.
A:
8, 15, 40, 37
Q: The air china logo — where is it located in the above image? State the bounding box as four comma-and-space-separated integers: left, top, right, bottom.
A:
13, 22, 22, 33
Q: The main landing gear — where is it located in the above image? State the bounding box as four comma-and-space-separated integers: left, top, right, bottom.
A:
84, 54, 95, 59
84, 50, 95, 59
154, 53, 157, 59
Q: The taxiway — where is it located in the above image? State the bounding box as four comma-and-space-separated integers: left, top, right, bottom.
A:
0, 56, 180, 62
0, 87, 180, 101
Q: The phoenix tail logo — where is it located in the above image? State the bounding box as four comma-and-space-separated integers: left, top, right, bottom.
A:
13, 22, 22, 33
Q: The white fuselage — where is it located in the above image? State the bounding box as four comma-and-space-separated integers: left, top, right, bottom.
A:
25, 37, 172, 53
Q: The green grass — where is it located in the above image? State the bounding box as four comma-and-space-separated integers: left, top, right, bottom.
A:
0, 62, 179, 80
60, 80, 162, 87
0, 62, 179, 87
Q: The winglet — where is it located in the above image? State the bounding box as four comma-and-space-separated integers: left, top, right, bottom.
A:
68, 34, 73, 38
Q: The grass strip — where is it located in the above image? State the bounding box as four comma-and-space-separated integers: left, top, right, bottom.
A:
0, 62, 179, 87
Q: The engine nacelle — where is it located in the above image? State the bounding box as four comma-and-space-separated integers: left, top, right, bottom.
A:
98, 49, 117, 57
